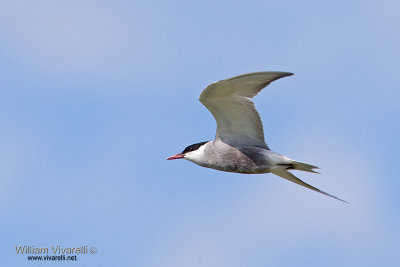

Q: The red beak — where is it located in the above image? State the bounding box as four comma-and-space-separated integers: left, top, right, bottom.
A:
167, 153, 184, 160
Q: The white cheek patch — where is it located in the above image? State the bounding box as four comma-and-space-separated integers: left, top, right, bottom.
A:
184, 144, 207, 162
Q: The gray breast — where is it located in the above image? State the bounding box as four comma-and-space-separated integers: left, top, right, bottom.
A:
203, 141, 271, 174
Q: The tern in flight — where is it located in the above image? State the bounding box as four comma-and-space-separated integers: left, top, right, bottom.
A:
168, 72, 346, 202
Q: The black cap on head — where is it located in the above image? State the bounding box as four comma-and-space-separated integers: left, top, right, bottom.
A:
182, 141, 208, 154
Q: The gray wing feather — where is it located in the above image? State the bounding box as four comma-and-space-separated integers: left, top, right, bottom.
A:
272, 169, 348, 203
199, 71, 293, 148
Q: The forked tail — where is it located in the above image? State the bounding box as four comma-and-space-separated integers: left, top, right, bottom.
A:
290, 160, 320, 173
273, 160, 347, 203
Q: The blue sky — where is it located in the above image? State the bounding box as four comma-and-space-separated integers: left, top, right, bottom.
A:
1, 0, 399, 266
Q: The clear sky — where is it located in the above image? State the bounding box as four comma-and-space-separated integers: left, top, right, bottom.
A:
1, 0, 399, 266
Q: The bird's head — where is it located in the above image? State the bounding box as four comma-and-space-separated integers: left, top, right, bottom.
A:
167, 141, 208, 161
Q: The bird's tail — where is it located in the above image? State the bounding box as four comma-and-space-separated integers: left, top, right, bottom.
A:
272, 161, 347, 203
289, 160, 320, 173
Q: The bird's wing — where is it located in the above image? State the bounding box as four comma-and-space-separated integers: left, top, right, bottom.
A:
199, 72, 293, 148
272, 169, 348, 203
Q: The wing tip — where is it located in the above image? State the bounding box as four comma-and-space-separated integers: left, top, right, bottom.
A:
272, 170, 348, 204
282, 72, 294, 76
320, 190, 349, 204
272, 71, 294, 80
220, 71, 293, 82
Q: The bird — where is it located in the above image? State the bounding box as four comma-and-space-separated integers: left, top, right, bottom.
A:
167, 71, 347, 203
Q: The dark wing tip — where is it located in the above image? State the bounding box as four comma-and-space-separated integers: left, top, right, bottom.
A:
318, 189, 349, 204
282, 72, 294, 76
273, 71, 294, 80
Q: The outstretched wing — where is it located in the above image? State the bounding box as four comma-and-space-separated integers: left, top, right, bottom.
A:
199, 72, 293, 149
272, 169, 348, 203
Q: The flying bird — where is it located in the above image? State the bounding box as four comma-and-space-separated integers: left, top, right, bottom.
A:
167, 72, 346, 202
